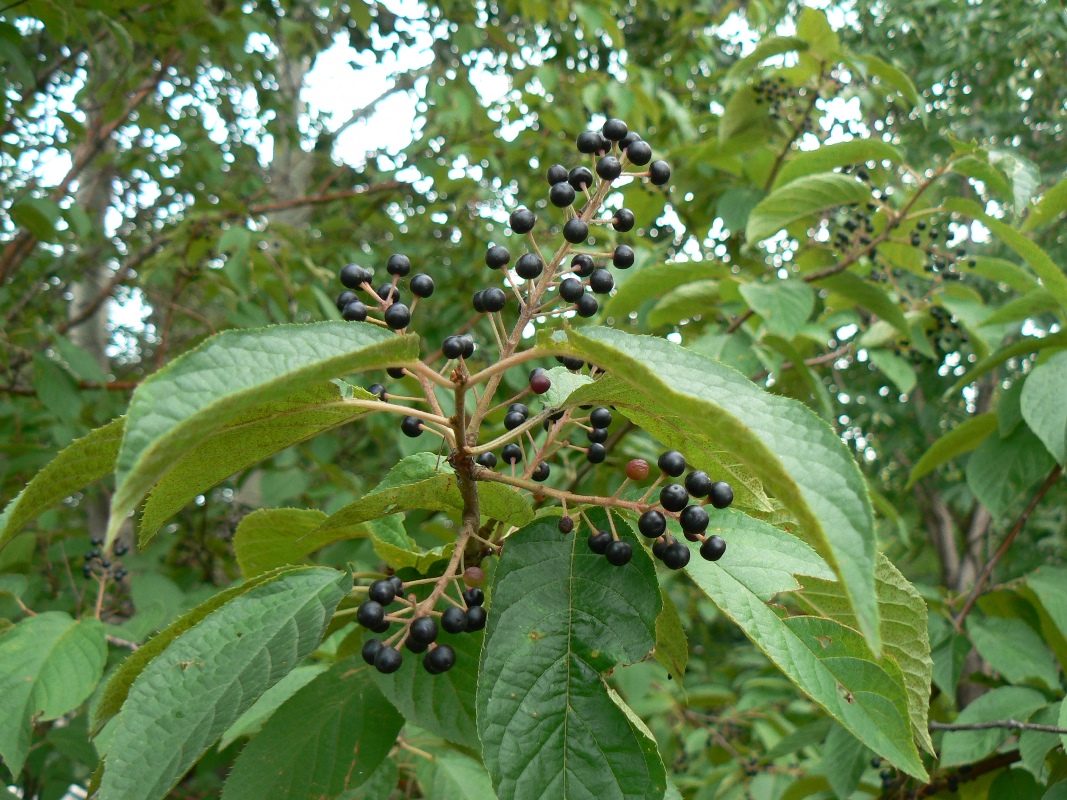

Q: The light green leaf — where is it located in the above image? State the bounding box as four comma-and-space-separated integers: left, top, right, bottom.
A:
944, 331, 1067, 399
816, 270, 910, 334
939, 686, 1048, 767
864, 55, 926, 124
140, 382, 374, 542
0, 417, 123, 550
53, 334, 109, 384
684, 542, 926, 778
747, 172, 871, 242
966, 424, 1055, 518
725, 36, 808, 85
234, 508, 332, 578
1026, 566, 1067, 652
1022, 175, 1067, 232
796, 7, 839, 60
1021, 350, 1067, 464
0, 612, 107, 775
219, 663, 329, 749
107, 321, 418, 546
605, 262, 727, 320
931, 630, 970, 699
981, 290, 1061, 327
221, 659, 402, 800
969, 257, 1042, 292
370, 515, 453, 572
414, 742, 497, 800
739, 280, 815, 340
477, 511, 667, 800
99, 567, 349, 800
967, 616, 1060, 690
776, 139, 903, 188
1061, 702, 1067, 754
549, 326, 882, 652
719, 85, 772, 145
539, 365, 594, 409
1018, 702, 1061, 779
906, 412, 997, 488
648, 280, 719, 328
989, 150, 1041, 213
868, 350, 917, 394
820, 724, 871, 800
654, 588, 688, 681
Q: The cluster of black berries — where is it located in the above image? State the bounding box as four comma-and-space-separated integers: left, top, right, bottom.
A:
357, 577, 486, 675
911, 220, 974, 280
753, 76, 812, 128
84, 535, 128, 582
334, 254, 435, 330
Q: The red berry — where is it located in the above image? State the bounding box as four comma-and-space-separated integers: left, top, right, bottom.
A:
530, 373, 552, 394
463, 566, 486, 586
626, 459, 650, 481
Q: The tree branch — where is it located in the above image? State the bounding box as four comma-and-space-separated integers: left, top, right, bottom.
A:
930, 720, 1067, 734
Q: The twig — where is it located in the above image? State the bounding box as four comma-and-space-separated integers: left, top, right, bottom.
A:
930, 720, 1067, 734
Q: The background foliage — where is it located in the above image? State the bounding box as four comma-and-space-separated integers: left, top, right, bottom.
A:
2, 0, 1067, 798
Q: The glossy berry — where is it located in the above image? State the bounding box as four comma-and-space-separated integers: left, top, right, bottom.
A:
590, 407, 612, 428
587, 443, 607, 463
556, 355, 585, 370
442, 336, 464, 359
340, 263, 369, 289
559, 277, 585, 302
510, 208, 536, 234
387, 253, 411, 276
550, 181, 576, 207
460, 335, 475, 358
476, 452, 498, 469
558, 515, 575, 533
652, 536, 671, 560
660, 483, 689, 512
463, 586, 485, 607
563, 218, 589, 243
368, 579, 396, 605
424, 643, 457, 674
342, 300, 368, 322
638, 509, 667, 538
613, 209, 635, 232
589, 269, 614, 294
368, 383, 387, 400
336, 290, 357, 311
684, 470, 713, 497
387, 367, 406, 379
530, 372, 552, 394
532, 462, 550, 482
504, 410, 526, 430
401, 415, 423, 438
486, 245, 511, 269
700, 535, 727, 562
374, 645, 403, 674
472, 290, 486, 313
502, 443, 523, 464
546, 164, 569, 184
626, 459, 650, 481
658, 450, 686, 477
596, 155, 622, 181
362, 638, 383, 666
576, 293, 599, 317
384, 303, 410, 330
482, 287, 507, 313
406, 637, 428, 653
377, 283, 401, 304
569, 254, 593, 278
357, 600, 385, 629
569, 166, 594, 191
625, 140, 653, 166
370, 617, 391, 634
410, 273, 435, 298
709, 481, 735, 509
588, 427, 608, 444
441, 606, 468, 634
389, 575, 404, 595
509, 402, 529, 418
465, 606, 488, 631
577, 130, 608, 154
680, 505, 710, 534
410, 616, 439, 645
605, 540, 633, 566
516, 253, 544, 279
619, 131, 641, 149
613, 244, 635, 268
649, 160, 671, 185
467, 566, 486, 585
602, 118, 628, 141
588, 530, 612, 554
662, 541, 691, 570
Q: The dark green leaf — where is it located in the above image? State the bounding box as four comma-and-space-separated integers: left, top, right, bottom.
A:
738, 280, 815, 339
1021, 350, 1067, 464
939, 686, 1047, 767
906, 412, 997, 488
967, 616, 1059, 690
966, 424, 1054, 518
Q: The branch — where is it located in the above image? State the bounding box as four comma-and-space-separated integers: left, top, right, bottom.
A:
1, 381, 138, 396
245, 182, 404, 216
900, 751, 1020, 800
930, 720, 1067, 734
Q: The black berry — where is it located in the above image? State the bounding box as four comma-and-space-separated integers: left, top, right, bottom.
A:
463, 587, 485, 607
441, 606, 468, 634
406, 637, 428, 653
625, 140, 652, 166
709, 481, 734, 509
476, 452, 498, 469
569, 166, 594, 191
502, 443, 523, 464
368, 579, 396, 605
410, 616, 439, 645
602, 118, 628, 141
559, 277, 585, 302
590, 407, 612, 428
588, 530, 612, 554
638, 509, 667, 538
684, 470, 713, 497
424, 643, 457, 674
384, 303, 410, 330
465, 606, 488, 631
588, 427, 608, 444
658, 450, 686, 477
472, 290, 486, 313
342, 300, 368, 321
546, 164, 569, 184
662, 541, 691, 570
652, 535, 673, 560
700, 535, 726, 562
410, 273, 435, 298
516, 253, 544, 279
442, 336, 464, 359
387, 367, 406, 379
374, 645, 403, 674
660, 483, 689, 512
563, 218, 589, 243
336, 290, 357, 311
401, 415, 423, 438
596, 155, 622, 181
389, 576, 404, 595
510, 207, 536, 234
509, 402, 529, 418
387, 253, 411, 277
576, 130, 608, 154
576, 293, 599, 317
362, 638, 383, 666
504, 410, 526, 430
482, 287, 507, 312
613, 245, 635, 268
605, 540, 632, 566
368, 383, 387, 400
558, 515, 575, 533
680, 505, 710, 534
377, 283, 401, 304
532, 462, 550, 481
486, 245, 511, 269
460, 335, 475, 358
357, 600, 385, 629
571, 253, 595, 277
550, 181, 576, 207
619, 131, 641, 149
613, 209, 635, 232
556, 355, 585, 370
649, 160, 671, 185
587, 443, 607, 463
589, 269, 614, 294
340, 263, 369, 289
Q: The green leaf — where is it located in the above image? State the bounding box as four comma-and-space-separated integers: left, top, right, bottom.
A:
218, 663, 329, 749
32, 354, 82, 421
816, 271, 910, 334
989, 150, 1041, 213
1018, 702, 1061, 779
683, 541, 926, 778
234, 508, 332, 578
906, 412, 997, 488
221, 659, 403, 800
0, 417, 123, 550
725, 36, 808, 85
99, 567, 349, 800
738, 280, 815, 339
989, 768, 1044, 800
605, 263, 726, 320
967, 616, 1060, 690
653, 588, 688, 681
9, 196, 61, 241
796, 7, 839, 59
1021, 350, 1067, 464
863, 55, 926, 124
820, 724, 871, 800
969, 257, 1042, 293
648, 280, 719, 328
966, 424, 1055, 518
931, 630, 970, 699
981, 289, 1061, 327
797, 555, 935, 755
944, 331, 1067, 399
413, 741, 498, 799
549, 326, 882, 652
139, 382, 374, 542
939, 687, 1048, 767
53, 334, 109, 384
370, 515, 453, 572
106, 321, 418, 546
1022, 175, 1067, 232
0, 613, 107, 775
719, 85, 772, 145
747, 172, 871, 242
477, 512, 667, 800
775, 139, 903, 188
539, 365, 594, 409
868, 350, 917, 394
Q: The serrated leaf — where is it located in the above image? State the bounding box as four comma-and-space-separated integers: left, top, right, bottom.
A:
477, 511, 667, 800
797, 555, 935, 755
1021, 350, 1067, 464
99, 567, 349, 800
234, 508, 332, 578
548, 327, 882, 652
939, 686, 1048, 767
140, 382, 373, 542
654, 588, 688, 681
775, 139, 903, 188
605, 262, 727, 320
221, 659, 403, 800
1022, 176, 1067, 232
0, 613, 107, 775
219, 663, 329, 749
107, 321, 418, 546
746, 173, 871, 242
966, 424, 1054, 518
967, 616, 1059, 690
0, 417, 123, 550
906, 412, 997, 488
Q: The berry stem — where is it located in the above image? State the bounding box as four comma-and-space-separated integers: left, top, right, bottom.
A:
472, 464, 647, 514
